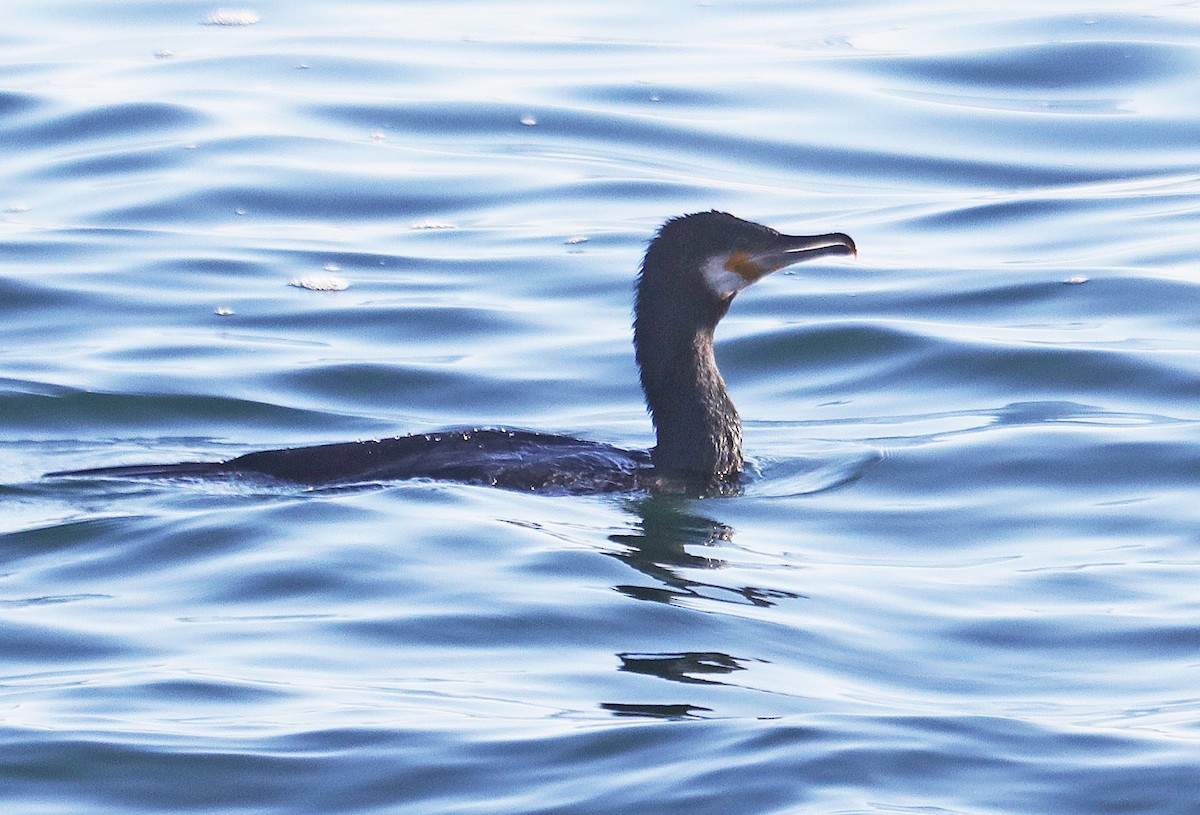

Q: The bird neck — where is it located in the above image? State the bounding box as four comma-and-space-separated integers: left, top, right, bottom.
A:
636, 322, 744, 484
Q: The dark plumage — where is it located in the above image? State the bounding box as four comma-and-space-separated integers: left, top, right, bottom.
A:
48, 212, 855, 494
635, 212, 855, 487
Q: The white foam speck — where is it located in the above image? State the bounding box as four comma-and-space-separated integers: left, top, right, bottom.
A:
410, 219, 456, 230
564, 236, 589, 245
4, 202, 30, 213
1063, 276, 1089, 285
290, 275, 349, 292
519, 115, 537, 126
203, 8, 260, 26
215, 306, 234, 316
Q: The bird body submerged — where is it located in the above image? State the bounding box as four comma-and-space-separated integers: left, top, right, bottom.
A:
49, 212, 855, 495
53, 429, 651, 495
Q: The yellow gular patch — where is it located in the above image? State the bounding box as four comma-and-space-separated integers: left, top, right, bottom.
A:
723, 251, 764, 281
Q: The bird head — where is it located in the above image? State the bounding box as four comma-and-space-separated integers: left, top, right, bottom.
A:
637, 210, 856, 327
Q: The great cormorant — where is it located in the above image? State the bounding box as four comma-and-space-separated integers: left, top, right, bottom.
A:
49, 212, 856, 494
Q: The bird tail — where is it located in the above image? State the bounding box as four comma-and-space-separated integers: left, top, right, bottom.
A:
45, 461, 226, 479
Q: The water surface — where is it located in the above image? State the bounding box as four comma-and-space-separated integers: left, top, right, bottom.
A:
3, 1, 1200, 813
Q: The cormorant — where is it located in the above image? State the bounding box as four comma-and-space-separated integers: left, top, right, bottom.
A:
48, 212, 856, 494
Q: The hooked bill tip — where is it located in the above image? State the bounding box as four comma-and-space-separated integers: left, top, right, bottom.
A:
784, 233, 856, 255
777, 232, 857, 265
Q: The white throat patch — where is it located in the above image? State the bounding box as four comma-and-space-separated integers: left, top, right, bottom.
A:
701, 254, 754, 299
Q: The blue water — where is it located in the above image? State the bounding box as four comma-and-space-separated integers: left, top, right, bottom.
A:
3, 1, 1200, 812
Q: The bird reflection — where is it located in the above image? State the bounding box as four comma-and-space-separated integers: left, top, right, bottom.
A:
509, 497, 804, 717
608, 497, 803, 608
616, 651, 752, 685
598, 497, 802, 719
598, 702, 712, 719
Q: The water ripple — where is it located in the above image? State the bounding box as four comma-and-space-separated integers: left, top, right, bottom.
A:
7, 102, 206, 148
870, 41, 1193, 91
